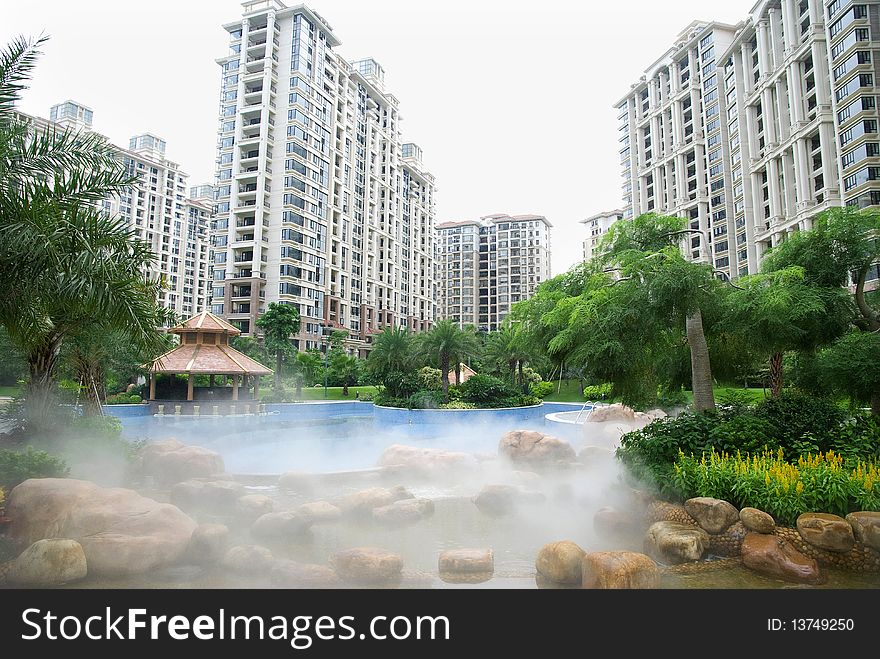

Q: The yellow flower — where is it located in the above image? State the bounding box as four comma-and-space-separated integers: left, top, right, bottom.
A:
796, 481, 804, 495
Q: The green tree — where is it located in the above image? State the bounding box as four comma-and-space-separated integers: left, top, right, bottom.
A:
292, 349, 322, 397
229, 336, 272, 368
255, 302, 300, 391
483, 324, 530, 388
419, 320, 481, 402
366, 326, 417, 398
0, 36, 171, 427
330, 353, 360, 396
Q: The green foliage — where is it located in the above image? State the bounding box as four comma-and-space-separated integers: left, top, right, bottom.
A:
827, 414, 880, 461
529, 381, 554, 399
583, 383, 612, 400
440, 401, 476, 409
813, 331, 880, 409
255, 302, 301, 356
230, 336, 272, 368
418, 367, 442, 391
366, 327, 418, 397
656, 386, 689, 409
458, 374, 517, 405
0, 447, 69, 490
752, 391, 846, 455
105, 393, 143, 405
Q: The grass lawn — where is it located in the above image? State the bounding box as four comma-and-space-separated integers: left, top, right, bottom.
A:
543, 379, 770, 405
263, 385, 380, 402
0, 385, 21, 398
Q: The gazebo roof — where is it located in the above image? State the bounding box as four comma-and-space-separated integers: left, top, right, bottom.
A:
169, 311, 241, 335
150, 343, 273, 376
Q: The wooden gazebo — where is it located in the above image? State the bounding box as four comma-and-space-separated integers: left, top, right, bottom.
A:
148, 311, 272, 401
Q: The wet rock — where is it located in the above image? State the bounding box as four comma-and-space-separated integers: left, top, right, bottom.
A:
796, 513, 855, 553
846, 512, 880, 551
330, 547, 403, 585
234, 494, 274, 520
139, 439, 225, 485
741, 533, 822, 584
684, 497, 740, 534
372, 498, 435, 526
377, 444, 479, 476
587, 403, 636, 423
498, 430, 576, 466
708, 521, 748, 557
250, 511, 313, 540
7, 478, 196, 576
277, 471, 318, 494
222, 545, 274, 575
271, 560, 341, 588
7, 539, 87, 587
170, 479, 246, 512
439, 571, 494, 584
644, 521, 710, 564
740, 507, 776, 534
438, 548, 494, 574
645, 501, 698, 526
472, 484, 544, 517
581, 551, 659, 589
297, 501, 342, 524
188, 524, 229, 564
593, 507, 639, 537
339, 487, 414, 516
535, 541, 585, 584
644, 409, 667, 420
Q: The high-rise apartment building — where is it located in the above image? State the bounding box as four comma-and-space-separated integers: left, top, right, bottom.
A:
581, 209, 624, 262
43, 101, 211, 317
436, 214, 552, 332
209, 1, 436, 355
615, 2, 880, 286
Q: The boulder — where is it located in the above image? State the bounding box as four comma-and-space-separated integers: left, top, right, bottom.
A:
277, 471, 318, 494
472, 484, 544, 517
250, 511, 313, 541
845, 512, 880, 551
593, 507, 639, 538
188, 524, 229, 564
587, 403, 635, 423
708, 521, 748, 557
438, 548, 494, 574
372, 498, 435, 526
581, 551, 659, 589
170, 479, 246, 512
644, 521, 710, 564
741, 533, 822, 584
139, 439, 224, 485
330, 547, 403, 584
222, 545, 274, 575
234, 494, 274, 519
740, 507, 776, 534
271, 560, 341, 588
339, 487, 414, 516
796, 513, 855, 553
7, 478, 196, 576
377, 444, 479, 476
684, 497, 740, 534
498, 430, 576, 466
644, 409, 667, 420
297, 501, 342, 524
535, 541, 585, 584
7, 539, 87, 587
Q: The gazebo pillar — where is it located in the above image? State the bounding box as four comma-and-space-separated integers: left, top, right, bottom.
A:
149, 373, 156, 401
186, 375, 194, 402
232, 374, 239, 401
254, 377, 260, 401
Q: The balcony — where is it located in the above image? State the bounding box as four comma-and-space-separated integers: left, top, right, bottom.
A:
236, 217, 256, 228
233, 252, 254, 264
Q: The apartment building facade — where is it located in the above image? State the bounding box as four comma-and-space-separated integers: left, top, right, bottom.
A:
209, 1, 436, 354
436, 214, 552, 332
46, 101, 211, 317
616, 1, 880, 284
581, 209, 624, 262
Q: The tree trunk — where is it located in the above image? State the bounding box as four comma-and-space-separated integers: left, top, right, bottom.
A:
295, 376, 303, 398
855, 266, 880, 332
343, 378, 349, 397
440, 352, 450, 402
769, 352, 783, 398
871, 389, 879, 417
509, 360, 517, 384
275, 349, 283, 391
517, 360, 525, 391
685, 310, 715, 412
455, 362, 462, 387
26, 333, 64, 429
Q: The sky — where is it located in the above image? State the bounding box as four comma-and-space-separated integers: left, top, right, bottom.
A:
3, 0, 750, 274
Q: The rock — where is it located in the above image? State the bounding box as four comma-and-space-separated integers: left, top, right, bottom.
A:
708, 521, 748, 557
645, 501, 698, 526
222, 545, 274, 575
535, 541, 585, 584
170, 479, 246, 512
271, 560, 341, 588
277, 471, 318, 494
472, 484, 544, 517
587, 403, 635, 423
846, 512, 880, 551
235, 494, 274, 519
740, 507, 776, 534
7, 539, 87, 587
372, 498, 435, 526
797, 513, 855, 553
250, 511, 313, 541
339, 487, 414, 516
578, 446, 615, 464
581, 551, 659, 589
498, 430, 576, 466
438, 548, 494, 574
139, 439, 224, 485
188, 524, 229, 564
644, 409, 667, 420
439, 571, 494, 584
684, 497, 740, 534
377, 444, 479, 476
330, 547, 403, 584
741, 533, 822, 584
644, 521, 710, 564
297, 501, 342, 524
7, 478, 196, 576
593, 507, 639, 537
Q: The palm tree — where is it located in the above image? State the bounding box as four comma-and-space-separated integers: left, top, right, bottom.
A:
331, 353, 360, 396
0, 35, 172, 427
255, 302, 300, 392
293, 350, 323, 398
484, 324, 530, 387
420, 320, 481, 402
366, 326, 415, 397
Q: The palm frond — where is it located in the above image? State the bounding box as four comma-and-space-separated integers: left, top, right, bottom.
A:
0, 34, 48, 120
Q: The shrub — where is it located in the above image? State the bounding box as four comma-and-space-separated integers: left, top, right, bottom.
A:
459, 374, 517, 405
405, 389, 444, 410
753, 391, 846, 455
441, 401, 476, 409
0, 447, 69, 490
418, 367, 442, 391
356, 391, 374, 402
656, 387, 688, 409
105, 393, 143, 405
583, 383, 612, 400
829, 414, 880, 460
530, 381, 554, 399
